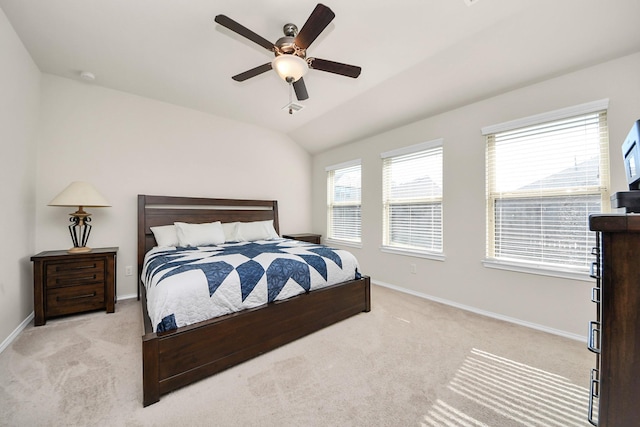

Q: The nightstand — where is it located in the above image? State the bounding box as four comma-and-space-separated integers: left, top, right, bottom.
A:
31, 247, 118, 326
282, 233, 322, 244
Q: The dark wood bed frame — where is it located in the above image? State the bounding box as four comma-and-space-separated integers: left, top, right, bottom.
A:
137, 195, 371, 406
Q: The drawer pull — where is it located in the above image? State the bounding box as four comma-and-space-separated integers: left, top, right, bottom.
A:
57, 292, 96, 301
589, 262, 600, 280
588, 321, 601, 354
57, 275, 97, 284
588, 368, 599, 426
57, 263, 97, 271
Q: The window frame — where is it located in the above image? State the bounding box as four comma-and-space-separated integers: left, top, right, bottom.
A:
381, 139, 445, 260
325, 159, 362, 248
482, 99, 610, 280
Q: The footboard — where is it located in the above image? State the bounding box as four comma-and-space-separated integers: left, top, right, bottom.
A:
142, 275, 370, 406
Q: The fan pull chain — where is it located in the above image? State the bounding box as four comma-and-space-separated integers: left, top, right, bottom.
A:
287, 78, 294, 115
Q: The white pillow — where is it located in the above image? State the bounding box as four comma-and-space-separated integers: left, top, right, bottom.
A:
174, 221, 225, 247
222, 222, 240, 242
150, 225, 179, 248
236, 220, 280, 242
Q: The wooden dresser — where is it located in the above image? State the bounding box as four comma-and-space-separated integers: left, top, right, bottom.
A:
588, 215, 640, 426
31, 247, 117, 326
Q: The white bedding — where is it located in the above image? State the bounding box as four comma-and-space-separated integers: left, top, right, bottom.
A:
141, 238, 360, 332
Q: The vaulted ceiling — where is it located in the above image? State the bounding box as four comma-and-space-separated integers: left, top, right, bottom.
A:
2, 0, 639, 153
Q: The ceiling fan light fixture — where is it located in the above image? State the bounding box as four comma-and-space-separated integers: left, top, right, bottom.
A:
272, 55, 308, 82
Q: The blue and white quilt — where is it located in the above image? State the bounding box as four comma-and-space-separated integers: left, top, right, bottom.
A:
142, 239, 361, 332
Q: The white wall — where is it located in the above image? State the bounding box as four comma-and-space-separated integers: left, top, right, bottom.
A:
0, 8, 40, 346
35, 75, 312, 299
312, 52, 640, 338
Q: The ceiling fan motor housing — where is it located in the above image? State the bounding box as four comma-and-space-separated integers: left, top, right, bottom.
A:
275, 24, 305, 59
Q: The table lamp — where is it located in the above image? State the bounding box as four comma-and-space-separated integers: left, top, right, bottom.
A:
48, 181, 111, 253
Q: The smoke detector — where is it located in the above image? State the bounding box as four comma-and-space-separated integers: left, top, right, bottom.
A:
464, 0, 480, 6
80, 71, 96, 81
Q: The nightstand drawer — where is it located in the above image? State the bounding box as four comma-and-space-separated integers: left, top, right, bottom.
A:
46, 259, 105, 288
46, 284, 105, 317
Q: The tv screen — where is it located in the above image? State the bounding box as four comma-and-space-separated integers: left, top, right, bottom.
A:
622, 120, 640, 190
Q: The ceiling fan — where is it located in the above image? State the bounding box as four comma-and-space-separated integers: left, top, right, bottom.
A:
214, 3, 361, 102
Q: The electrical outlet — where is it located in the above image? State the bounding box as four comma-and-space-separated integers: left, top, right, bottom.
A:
410, 264, 417, 274
125, 266, 133, 276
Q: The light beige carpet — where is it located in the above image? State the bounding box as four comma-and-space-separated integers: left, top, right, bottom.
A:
0, 285, 594, 427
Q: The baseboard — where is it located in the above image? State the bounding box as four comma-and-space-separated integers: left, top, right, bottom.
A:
372, 279, 588, 343
117, 293, 138, 301
0, 311, 34, 355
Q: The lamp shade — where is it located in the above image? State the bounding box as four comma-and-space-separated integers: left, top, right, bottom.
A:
272, 55, 308, 82
48, 181, 111, 207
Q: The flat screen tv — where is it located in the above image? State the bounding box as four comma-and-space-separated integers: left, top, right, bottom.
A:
622, 120, 640, 190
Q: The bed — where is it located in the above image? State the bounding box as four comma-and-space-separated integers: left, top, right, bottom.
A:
137, 195, 371, 406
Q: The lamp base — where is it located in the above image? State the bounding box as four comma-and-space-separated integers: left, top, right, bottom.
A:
68, 246, 92, 253
68, 210, 92, 251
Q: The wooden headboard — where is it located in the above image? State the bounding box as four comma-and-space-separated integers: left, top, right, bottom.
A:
137, 195, 279, 298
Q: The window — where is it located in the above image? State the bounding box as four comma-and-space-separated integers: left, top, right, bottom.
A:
483, 100, 609, 276
381, 140, 443, 257
326, 160, 361, 245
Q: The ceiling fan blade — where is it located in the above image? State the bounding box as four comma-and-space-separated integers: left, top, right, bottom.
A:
293, 78, 309, 101
232, 63, 272, 82
214, 15, 275, 51
308, 58, 361, 78
294, 4, 335, 50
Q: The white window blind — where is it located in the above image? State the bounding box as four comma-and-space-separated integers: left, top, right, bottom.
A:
485, 107, 609, 273
382, 140, 443, 254
326, 160, 361, 243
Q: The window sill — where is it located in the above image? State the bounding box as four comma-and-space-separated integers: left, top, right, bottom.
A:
482, 259, 591, 281
325, 238, 363, 249
380, 246, 445, 261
